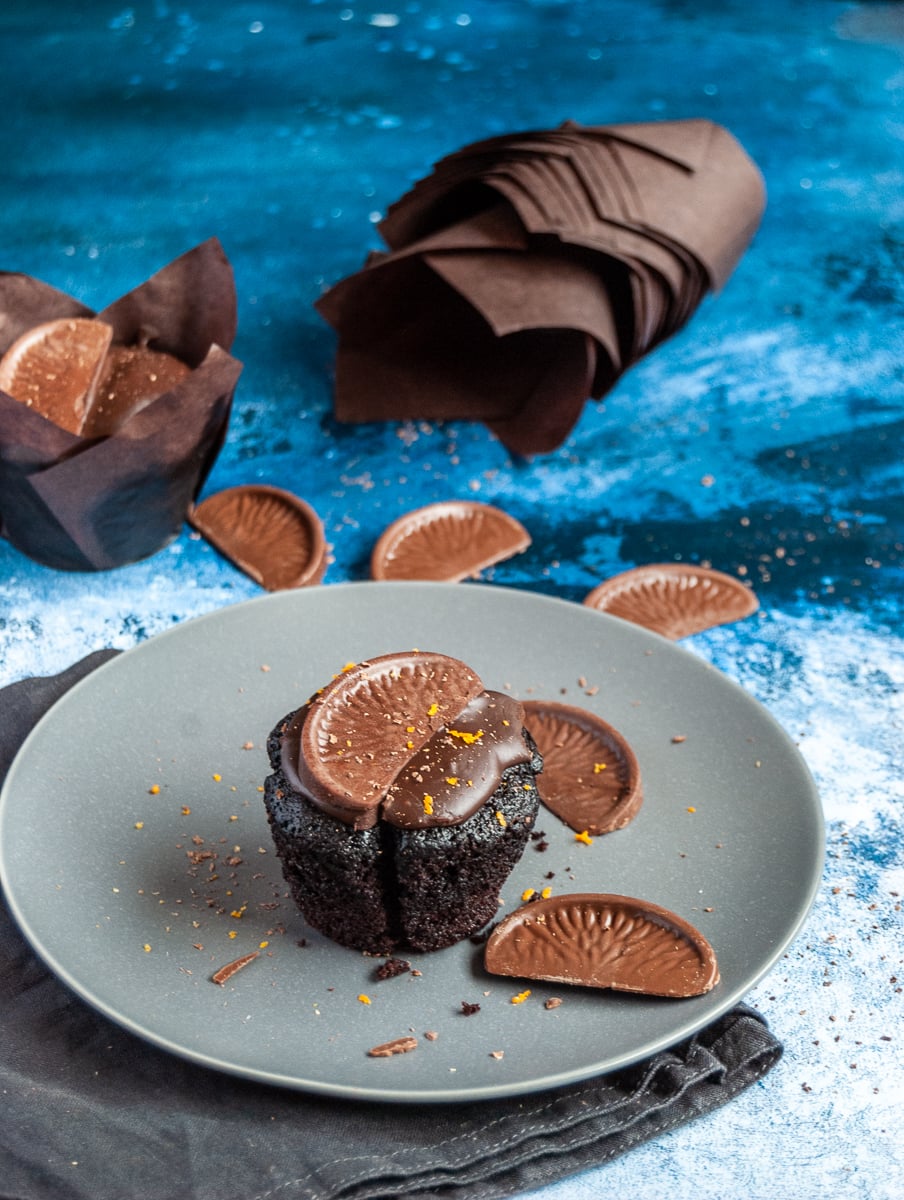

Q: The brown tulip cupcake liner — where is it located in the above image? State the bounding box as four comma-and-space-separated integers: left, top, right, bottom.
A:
0, 237, 242, 570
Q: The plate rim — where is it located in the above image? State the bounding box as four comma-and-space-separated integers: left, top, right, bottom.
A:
0, 581, 825, 1103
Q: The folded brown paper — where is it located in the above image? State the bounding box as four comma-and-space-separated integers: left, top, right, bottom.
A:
0, 238, 242, 570
316, 119, 765, 455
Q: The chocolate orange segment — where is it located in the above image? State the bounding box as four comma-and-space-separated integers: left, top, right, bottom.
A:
485, 893, 719, 998
189, 485, 327, 591
298, 651, 485, 825
370, 500, 530, 581
0, 317, 112, 434
81, 343, 191, 437
583, 563, 758, 639
522, 700, 641, 834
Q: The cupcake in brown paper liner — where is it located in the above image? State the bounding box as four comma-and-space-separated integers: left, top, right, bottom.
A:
315, 119, 766, 456
0, 237, 242, 570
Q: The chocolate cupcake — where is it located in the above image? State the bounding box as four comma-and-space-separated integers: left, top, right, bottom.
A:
263, 651, 542, 953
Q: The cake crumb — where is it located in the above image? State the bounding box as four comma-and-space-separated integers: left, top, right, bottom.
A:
460, 1000, 481, 1016
489, 1050, 504, 1060
424, 1030, 439, 1041
375, 957, 411, 981
544, 997, 563, 1010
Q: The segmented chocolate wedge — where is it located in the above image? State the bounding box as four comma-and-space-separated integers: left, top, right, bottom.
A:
521, 700, 641, 834
371, 500, 530, 581
189, 484, 327, 591
0, 317, 112, 434
485, 892, 719, 998
584, 563, 758, 639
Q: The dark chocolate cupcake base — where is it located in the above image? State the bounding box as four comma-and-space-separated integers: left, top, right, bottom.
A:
264, 710, 542, 953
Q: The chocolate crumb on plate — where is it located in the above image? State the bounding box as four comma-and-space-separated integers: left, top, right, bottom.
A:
522, 700, 642, 835
189, 484, 327, 591
370, 500, 530, 581
460, 1000, 481, 1016
368, 1036, 418, 1058
583, 563, 758, 639
211, 950, 260, 986
485, 893, 719, 998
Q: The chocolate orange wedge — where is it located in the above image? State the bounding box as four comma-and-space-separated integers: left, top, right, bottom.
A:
584, 563, 758, 639
0, 317, 112, 434
371, 500, 530, 581
521, 700, 642, 834
294, 651, 485, 825
485, 892, 719, 998
189, 485, 328, 591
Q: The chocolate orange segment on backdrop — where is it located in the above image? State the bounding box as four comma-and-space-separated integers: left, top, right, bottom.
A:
521, 700, 642, 835
584, 563, 759, 639
485, 892, 719, 998
189, 485, 327, 591
0, 317, 112, 434
371, 500, 530, 581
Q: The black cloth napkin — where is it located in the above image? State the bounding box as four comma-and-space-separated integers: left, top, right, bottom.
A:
0, 654, 782, 1200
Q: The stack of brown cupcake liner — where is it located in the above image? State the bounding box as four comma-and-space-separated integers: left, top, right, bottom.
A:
316, 118, 766, 455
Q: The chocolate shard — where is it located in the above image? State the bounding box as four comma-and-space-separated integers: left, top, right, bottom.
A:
521, 700, 642, 835
367, 1036, 418, 1057
583, 563, 759, 639
484, 893, 719, 998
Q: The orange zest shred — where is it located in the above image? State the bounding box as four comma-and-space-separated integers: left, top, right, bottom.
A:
422, 794, 434, 816
449, 729, 484, 744
495, 811, 507, 828
575, 830, 593, 845
511, 989, 531, 1004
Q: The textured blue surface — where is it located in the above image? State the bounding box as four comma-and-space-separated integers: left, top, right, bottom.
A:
1, 2, 902, 1197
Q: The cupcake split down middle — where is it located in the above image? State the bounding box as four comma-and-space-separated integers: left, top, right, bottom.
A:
263, 651, 543, 954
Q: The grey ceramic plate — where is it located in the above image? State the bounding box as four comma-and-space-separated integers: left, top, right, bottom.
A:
0, 582, 823, 1103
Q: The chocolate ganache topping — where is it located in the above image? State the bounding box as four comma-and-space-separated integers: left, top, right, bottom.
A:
279, 650, 532, 830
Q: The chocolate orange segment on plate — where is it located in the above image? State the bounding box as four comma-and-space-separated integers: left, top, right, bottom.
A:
189, 485, 327, 591
484, 892, 719, 998
521, 700, 642, 834
583, 563, 758, 639
0, 317, 113, 434
297, 650, 485, 823
371, 500, 530, 581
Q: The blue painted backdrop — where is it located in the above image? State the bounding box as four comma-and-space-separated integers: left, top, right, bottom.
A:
1, 3, 901, 1197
